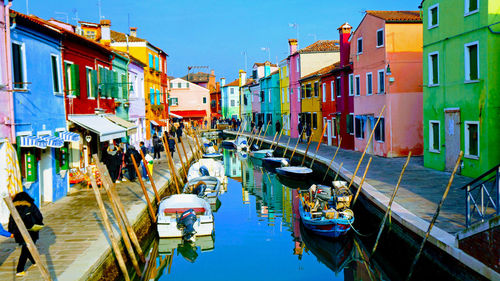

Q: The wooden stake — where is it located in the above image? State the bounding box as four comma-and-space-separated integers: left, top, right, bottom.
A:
138, 149, 160, 202
269, 132, 278, 150
235, 120, 247, 139
309, 124, 328, 168
3, 196, 52, 281
173, 137, 187, 179
333, 162, 343, 181
179, 136, 190, 166
406, 151, 463, 281
88, 174, 131, 281
301, 131, 315, 166
91, 155, 145, 262
349, 106, 386, 189
248, 126, 262, 148
184, 131, 199, 161
352, 157, 372, 206
271, 128, 284, 150
322, 137, 343, 181
282, 136, 292, 158
161, 135, 181, 193
257, 121, 271, 147
89, 168, 142, 276
131, 154, 157, 222
289, 127, 305, 161
371, 151, 411, 256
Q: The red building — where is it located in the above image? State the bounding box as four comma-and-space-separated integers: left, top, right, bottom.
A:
320, 23, 355, 150
160, 51, 169, 124
210, 82, 222, 119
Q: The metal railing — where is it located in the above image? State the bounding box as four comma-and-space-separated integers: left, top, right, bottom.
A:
462, 164, 500, 228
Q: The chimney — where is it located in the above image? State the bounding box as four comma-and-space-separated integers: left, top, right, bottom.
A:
264, 61, 271, 77
288, 39, 298, 55
100, 19, 111, 46
221, 78, 226, 87
208, 70, 215, 90
338, 22, 352, 68
239, 70, 247, 87
130, 27, 137, 37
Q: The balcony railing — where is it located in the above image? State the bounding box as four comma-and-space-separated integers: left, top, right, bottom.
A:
461, 164, 500, 228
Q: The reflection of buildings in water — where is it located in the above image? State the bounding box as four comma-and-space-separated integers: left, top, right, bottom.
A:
242, 186, 250, 204
351, 238, 388, 281
223, 149, 242, 178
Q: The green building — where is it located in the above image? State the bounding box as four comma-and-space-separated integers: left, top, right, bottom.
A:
112, 51, 130, 121
260, 69, 281, 136
421, 0, 500, 177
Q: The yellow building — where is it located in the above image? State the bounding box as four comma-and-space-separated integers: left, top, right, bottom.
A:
279, 59, 290, 136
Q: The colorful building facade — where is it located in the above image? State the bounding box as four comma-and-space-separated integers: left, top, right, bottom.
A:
260, 69, 281, 136
350, 11, 423, 157
421, 0, 500, 177
128, 57, 146, 148
112, 51, 130, 121
0, 2, 14, 142
279, 60, 290, 135
221, 78, 240, 119
169, 78, 210, 123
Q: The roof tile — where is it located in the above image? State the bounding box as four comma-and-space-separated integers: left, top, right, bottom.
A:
299, 40, 340, 53
366, 10, 422, 23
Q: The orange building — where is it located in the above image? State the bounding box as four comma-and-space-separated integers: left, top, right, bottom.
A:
350, 11, 423, 157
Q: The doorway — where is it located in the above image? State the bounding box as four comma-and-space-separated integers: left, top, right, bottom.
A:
366, 115, 374, 155
445, 110, 461, 171
39, 148, 53, 204
327, 120, 332, 146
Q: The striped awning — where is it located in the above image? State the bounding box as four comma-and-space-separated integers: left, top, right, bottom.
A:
59, 131, 80, 142
40, 135, 64, 148
19, 136, 47, 149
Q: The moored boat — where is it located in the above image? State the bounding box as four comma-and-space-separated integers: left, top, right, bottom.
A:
262, 157, 289, 172
157, 194, 214, 239
182, 176, 221, 206
187, 158, 228, 187
249, 149, 273, 159
275, 166, 313, 179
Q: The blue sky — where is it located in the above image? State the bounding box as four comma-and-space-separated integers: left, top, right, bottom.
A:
12, 0, 422, 81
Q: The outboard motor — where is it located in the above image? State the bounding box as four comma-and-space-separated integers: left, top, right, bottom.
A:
177, 209, 197, 241
177, 240, 198, 263
265, 151, 273, 157
280, 159, 289, 167
192, 182, 207, 197
199, 166, 210, 176
250, 144, 259, 151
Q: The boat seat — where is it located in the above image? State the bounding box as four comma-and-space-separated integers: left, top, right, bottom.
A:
163, 207, 206, 215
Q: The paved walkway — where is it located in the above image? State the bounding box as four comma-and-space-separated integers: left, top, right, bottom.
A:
0, 136, 196, 281
233, 131, 472, 235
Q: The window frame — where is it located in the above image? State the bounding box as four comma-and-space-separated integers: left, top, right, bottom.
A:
322, 83, 327, 102
348, 74, 354, 96
377, 70, 385, 94
347, 113, 354, 135
429, 120, 441, 153
357, 37, 363, 55
464, 121, 480, 159
85, 66, 95, 99
464, 0, 479, 16
374, 116, 385, 142
376, 28, 384, 48
50, 54, 63, 95
12, 41, 28, 90
428, 4, 439, 29
203, 97, 207, 104
464, 41, 480, 83
428, 51, 440, 86
286, 88, 289, 103
312, 112, 317, 130
65, 60, 76, 98
336, 77, 341, 98
366, 72, 373, 96
354, 75, 361, 96
354, 116, 365, 139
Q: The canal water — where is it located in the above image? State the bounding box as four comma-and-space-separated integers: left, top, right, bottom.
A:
135, 148, 460, 281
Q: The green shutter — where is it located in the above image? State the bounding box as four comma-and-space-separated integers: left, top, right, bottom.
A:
469, 45, 478, 80
469, 0, 477, 11
121, 74, 127, 100
432, 55, 438, 84
71, 64, 80, 96
432, 123, 439, 150
106, 70, 112, 98
91, 70, 98, 98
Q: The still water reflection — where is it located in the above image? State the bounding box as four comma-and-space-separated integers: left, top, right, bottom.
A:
138, 149, 387, 281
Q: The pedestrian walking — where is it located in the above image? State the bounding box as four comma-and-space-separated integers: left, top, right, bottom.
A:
8, 192, 44, 277
167, 133, 176, 157
305, 122, 312, 143
124, 144, 139, 181
152, 133, 161, 159
105, 141, 121, 183
275, 120, 282, 135
250, 121, 255, 133
298, 120, 304, 143
139, 141, 149, 181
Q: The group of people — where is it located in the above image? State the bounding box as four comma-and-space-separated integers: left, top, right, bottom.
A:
298, 119, 312, 143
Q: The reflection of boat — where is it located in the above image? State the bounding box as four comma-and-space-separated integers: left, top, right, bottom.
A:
202, 152, 223, 160
299, 222, 354, 273
237, 151, 248, 160
183, 176, 221, 205
262, 157, 289, 172
158, 234, 215, 259
276, 173, 310, 189
221, 136, 247, 150
275, 166, 313, 179
157, 194, 214, 238
298, 184, 354, 237
188, 158, 227, 187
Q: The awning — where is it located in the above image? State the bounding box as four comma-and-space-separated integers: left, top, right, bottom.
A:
59, 131, 80, 142
150, 120, 167, 127
68, 114, 127, 142
169, 112, 183, 119
40, 135, 64, 148
19, 136, 47, 149
105, 115, 138, 135
211, 112, 222, 118
170, 110, 207, 118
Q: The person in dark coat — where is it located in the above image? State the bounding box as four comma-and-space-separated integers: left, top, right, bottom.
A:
139, 141, 148, 181
298, 120, 304, 143
152, 133, 161, 159
167, 133, 176, 157
275, 120, 282, 135
257, 120, 263, 132
305, 122, 312, 143
104, 142, 119, 182
124, 144, 139, 181
250, 121, 255, 133
176, 125, 183, 142
8, 192, 43, 276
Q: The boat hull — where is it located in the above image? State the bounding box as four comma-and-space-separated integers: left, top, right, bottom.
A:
250, 149, 273, 159
262, 157, 288, 172
275, 166, 313, 180
202, 153, 223, 160
299, 199, 353, 238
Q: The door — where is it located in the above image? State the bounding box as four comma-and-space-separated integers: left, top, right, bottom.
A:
445, 110, 461, 171
366, 115, 374, 155
39, 148, 53, 203
327, 120, 332, 146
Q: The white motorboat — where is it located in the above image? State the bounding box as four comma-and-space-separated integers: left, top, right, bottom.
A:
182, 176, 221, 206
157, 194, 214, 239
187, 158, 227, 187
249, 149, 273, 159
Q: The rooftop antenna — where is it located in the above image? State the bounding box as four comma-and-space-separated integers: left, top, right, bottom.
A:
25, 0, 29, 14
72, 9, 80, 25
128, 13, 131, 34
55, 12, 69, 23
97, 0, 102, 20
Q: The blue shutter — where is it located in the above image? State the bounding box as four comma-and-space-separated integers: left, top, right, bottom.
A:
156, 90, 160, 105
155, 57, 159, 70
149, 54, 153, 68
150, 88, 155, 105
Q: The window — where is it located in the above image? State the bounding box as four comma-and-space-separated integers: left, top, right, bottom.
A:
322, 83, 326, 102
178, 82, 182, 88
12, 42, 26, 89
366, 73, 373, 95
355, 116, 365, 139
336, 77, 341, 98
149, 54, 153, 68
286, 88, 289, 103
156, 89, 160, 105
268, 89, 271, 102
323, 118, 327, 136
121, 74, 126, 99
170, 83, 173, 88
155, 56, 159, 70
346, 114, 354, 135
374, 117, 385, 142
312, 113, 317, 129
348, 74, 354, 96
230, 88, 234, 94
51, 55, 62, 94
377, 70, 385, 94
428, 4, 439, 29
465, 0, 478, 15
464, 42, 479, 81
65, 62, 80, 97
428, 52, 439, 86
376, 28, 384, 47
332, 117, 337, 138
203, 97, 207, 104
252, 69, 257, 79
150, 88, 155, 105
357, 37, 363, 54
231, 100, 235, 107
86, 67, 94, 99
330, 81, 334, 101
465, 121, 479, 158
282, 88, 285, 103
429, 121, 440, 153
86, 30, 96, 39
260, 91, 264, 102
296, 58, 300, 73
314, 81, 319, 97
169, 97, 178, 106
355, 75, 360, 96
306, 83, 312, 98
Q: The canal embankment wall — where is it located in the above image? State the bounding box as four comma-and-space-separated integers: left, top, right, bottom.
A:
224, 130, 499, 280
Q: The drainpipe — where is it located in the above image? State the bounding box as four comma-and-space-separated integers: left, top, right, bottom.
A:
5, 0, 15, 143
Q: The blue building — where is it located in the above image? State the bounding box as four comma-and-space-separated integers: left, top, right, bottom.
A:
220, 77, 240, 120
10, 11, 76, 206
259, 67, 281, 136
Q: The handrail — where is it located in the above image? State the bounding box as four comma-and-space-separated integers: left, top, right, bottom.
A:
460, 163, 500, 189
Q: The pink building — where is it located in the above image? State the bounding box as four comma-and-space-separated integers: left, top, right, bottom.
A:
0, 2, 14, 142
350, 11, 423, 157
169, 77, 211, 124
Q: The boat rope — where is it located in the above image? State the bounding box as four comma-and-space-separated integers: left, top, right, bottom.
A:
347, 218, 371, 237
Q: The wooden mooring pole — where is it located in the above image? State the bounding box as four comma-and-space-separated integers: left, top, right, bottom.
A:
130, 154, 157, 222
333, 162, 344, 182
300, 131, 315, 166
3, 196, 52, 281
257, 121, 271, 147
173, 137, 187, 179
352, 157, 373, 206
138, 149, 160, 202
289, 127, 305, 161
179, 136, 189, 166
271, 128, 284, 150
406, 151, 463, 281
309, 125, 328, 168
281, 136, 292, 158
322, 137, 343, 182
162, 135, 181, 193
371, 152, 411, 257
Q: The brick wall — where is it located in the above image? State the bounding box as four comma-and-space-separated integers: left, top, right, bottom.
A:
458, 225, 500, 273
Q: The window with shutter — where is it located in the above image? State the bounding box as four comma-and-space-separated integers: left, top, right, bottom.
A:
149, 54, 153, 68
150, 88, 155, 105
86, 68, 93, 99
70, 64, 80, 97
121, 74, 127, 100
51, 55, 61, 94
91, 70, 98, 98
105, 69, 112, 98
156, 90, 160, 105
465, 42, 479, 81
429, 52, 439, 85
